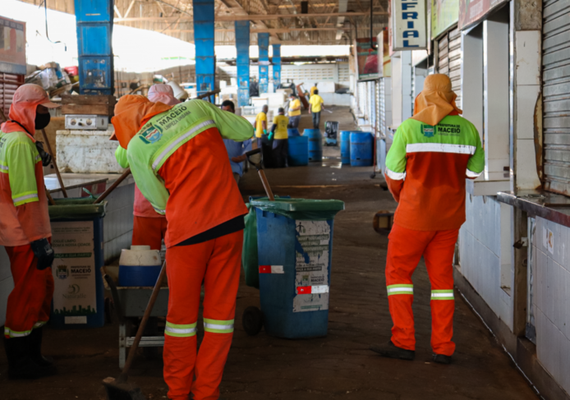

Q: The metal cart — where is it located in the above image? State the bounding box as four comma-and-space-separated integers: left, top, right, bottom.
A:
105, 275, 169, 368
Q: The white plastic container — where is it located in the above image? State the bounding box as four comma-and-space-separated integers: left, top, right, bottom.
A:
118, 245, 162, 287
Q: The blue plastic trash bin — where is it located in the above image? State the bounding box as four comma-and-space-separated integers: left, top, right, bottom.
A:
340, 131, 351, 165
252, 198, 345, 339
48, 198, 107, 329
350, 131, 373, 166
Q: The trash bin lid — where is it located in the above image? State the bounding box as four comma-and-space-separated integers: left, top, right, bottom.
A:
251, 198, 344, 220
49, 197, 107, 220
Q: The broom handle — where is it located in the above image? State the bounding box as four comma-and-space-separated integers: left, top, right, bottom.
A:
94, 168, 131, 204
119, 261, 167, 379
40, 129, 68, 197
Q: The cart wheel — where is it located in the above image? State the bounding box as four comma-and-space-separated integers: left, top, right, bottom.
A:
242, 306, 263, 336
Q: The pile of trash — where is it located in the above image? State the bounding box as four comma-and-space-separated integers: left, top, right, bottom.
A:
25, 62, 77, 97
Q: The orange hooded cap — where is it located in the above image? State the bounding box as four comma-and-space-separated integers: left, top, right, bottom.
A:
1, 84, 60, 139
148, 84, 181, 106
110, 95, 174, 149
412, 74, 462, 127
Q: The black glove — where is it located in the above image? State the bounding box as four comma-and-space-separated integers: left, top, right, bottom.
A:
30, 238, 55, 270
35, 141, 52, 167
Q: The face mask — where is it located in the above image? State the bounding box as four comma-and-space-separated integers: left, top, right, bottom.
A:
35, 112, 51, 130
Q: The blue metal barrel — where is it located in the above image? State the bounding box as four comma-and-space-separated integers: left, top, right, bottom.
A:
350, 132, 373, 167
340, 131, 352, 165
305, 128, 323, 162
287, 128, 300, 137
287, 136, 309, 166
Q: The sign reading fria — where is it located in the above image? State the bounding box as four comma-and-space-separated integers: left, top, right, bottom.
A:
391, 0, 428, 51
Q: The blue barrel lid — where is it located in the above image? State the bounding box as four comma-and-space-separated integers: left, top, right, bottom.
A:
251, 198, 345, 220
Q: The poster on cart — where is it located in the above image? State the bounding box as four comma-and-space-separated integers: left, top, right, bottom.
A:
51, 221, 97, 322
293, 220, 331, 313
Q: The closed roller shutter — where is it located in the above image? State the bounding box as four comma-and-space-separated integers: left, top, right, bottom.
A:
543, 0, 570, 196
437, 28, 463, 108
0, 73, 24, 119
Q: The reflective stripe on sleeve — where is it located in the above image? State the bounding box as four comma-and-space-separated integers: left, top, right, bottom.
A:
165, 321, 197, 337
12, 192, 39, 206
152, 120, 215, 171
431, 290, 454, 300
385, 168, 406, 180
406, 143, 476, 155
0, 164, 8, 172
153, 207, 166, 215
466, 169, 482, 178
387, 284, 413, 296
203, 318, 234, 334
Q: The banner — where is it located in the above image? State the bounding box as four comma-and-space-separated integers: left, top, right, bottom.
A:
431, 0, 460, 38
391, 0, 428, 51
0, 16, 26, 74
356, 38, 379, 80
459, 0, 508, 30
377, 30, 392, 78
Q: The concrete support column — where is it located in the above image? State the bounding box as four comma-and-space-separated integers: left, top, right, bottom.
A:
193, 0, 215, 99
74, 0, 114, 95
235, 21, 250, 107
272, 44, 281, 93
258, 33, 269, 95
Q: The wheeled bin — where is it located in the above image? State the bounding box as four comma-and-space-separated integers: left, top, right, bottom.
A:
48, 197, 107, 329
244, 198, 344, 339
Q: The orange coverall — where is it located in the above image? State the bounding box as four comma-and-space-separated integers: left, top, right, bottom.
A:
383, 74, 485, 356
111, 96, 251, 400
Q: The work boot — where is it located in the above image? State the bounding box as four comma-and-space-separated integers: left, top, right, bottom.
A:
369, 340, 415, 361
432, 353, 452, 364
3, 336, 57, 379
29, 327, 54, 367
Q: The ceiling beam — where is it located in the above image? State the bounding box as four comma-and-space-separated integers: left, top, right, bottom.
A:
114, 11, 388, 23
164, 27, 351, 33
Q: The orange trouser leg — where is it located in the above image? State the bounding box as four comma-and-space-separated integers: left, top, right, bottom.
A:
132, 216, 168, 250
424, 229, 459, 356
163, 230, 243, 400
385, 224, 434, 351
4, 244, 54, 338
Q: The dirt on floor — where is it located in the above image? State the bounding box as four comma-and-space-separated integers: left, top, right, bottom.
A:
0, 107, 540, 400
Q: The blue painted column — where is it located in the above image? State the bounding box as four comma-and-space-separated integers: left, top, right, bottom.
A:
193, 0, 215, 99
272, 44, 281, 93
258, 33, 270, 94
74, 0, 114, 95
235, 21, 250, 107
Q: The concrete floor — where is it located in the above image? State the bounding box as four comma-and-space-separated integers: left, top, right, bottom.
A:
0, 107, 540, 400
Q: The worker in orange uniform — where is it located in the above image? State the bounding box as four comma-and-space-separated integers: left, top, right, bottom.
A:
370, 74, 485, 364
113, 84, 180, 250
0, 84, 60, 379
111, 95, 253, 400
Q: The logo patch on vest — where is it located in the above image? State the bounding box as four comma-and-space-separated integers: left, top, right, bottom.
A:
139, 124, 163, 144
421, 125, 435, 137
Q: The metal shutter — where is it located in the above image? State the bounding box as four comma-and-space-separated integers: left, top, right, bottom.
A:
379, 78, 386, 137
543, 0, 570, 196
437, 28, 463, 108
0, 73, 24, 119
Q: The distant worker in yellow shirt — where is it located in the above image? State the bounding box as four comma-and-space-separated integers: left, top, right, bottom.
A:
288, 94, 302, 129
310, 83, 318, 97
270, 107, 290, 168
309, 89, 325, 129
254, 105, 268, 148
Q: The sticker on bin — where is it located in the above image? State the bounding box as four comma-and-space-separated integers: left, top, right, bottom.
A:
259, 265, 284, 274
297, 285, 329, 294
